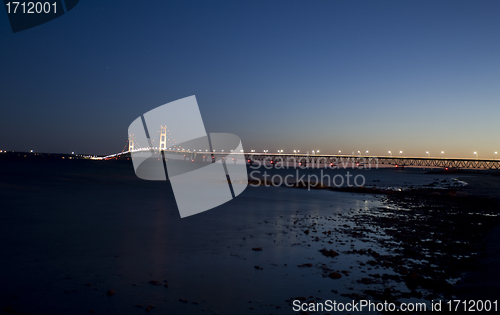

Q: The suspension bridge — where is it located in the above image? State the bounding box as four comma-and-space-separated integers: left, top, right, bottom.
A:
96, 148, 500, 170
88, 126, 500, 170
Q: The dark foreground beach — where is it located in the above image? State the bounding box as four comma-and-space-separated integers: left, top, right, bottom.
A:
1, 158, 500, 314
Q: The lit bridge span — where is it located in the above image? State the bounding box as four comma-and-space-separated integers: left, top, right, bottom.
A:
96, 149, 500, 170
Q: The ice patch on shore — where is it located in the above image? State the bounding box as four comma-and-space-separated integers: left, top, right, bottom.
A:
365, 177, 468, 191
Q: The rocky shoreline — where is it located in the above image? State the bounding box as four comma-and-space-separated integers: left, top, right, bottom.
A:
250, 174, 500, 312
346, 189, 500, 301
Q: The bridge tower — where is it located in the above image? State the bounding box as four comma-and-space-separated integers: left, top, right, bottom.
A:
128, 135, 135, 152
159, 125, 168, 150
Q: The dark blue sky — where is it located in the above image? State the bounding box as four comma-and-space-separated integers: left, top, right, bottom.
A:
1, 0, 499, 157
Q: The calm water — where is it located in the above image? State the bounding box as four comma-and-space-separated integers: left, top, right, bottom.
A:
0, 159, 466, 314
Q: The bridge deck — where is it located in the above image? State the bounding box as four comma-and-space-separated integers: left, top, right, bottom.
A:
238, 154, 500, 170
106, 149, 500, 170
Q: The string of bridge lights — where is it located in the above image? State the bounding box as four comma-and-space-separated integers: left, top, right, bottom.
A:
4, 148, 497, 160
120, 126, 498, 159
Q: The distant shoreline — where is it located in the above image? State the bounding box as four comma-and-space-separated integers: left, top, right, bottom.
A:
2, 151, 500, 175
